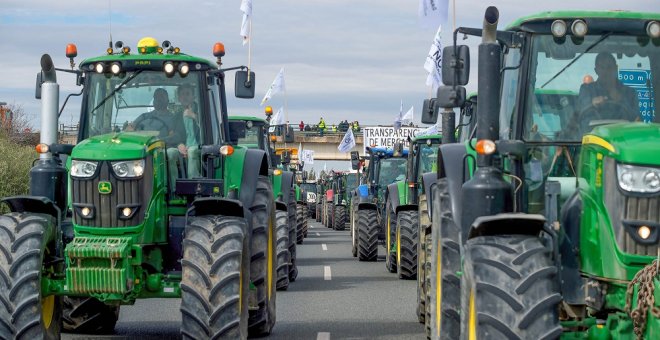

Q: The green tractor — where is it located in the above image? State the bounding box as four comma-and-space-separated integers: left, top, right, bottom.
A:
228, 115, 298, 291
300, 179, 318, 220
0, 37, 279, 339
316, 175, 329, 223
424, 7, 660, 339
384, 136, 441, 297
351, 147, 408, 261
326, 170, 359, 231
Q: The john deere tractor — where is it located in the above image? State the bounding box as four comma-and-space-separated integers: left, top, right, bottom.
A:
383, 136, 442, 302
0, 37, 279, 339
352, 146, 408, 262
424, 7, 660, 339
228, 115, 297, 291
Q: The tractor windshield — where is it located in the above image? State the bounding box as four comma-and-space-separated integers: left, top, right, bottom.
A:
230, 121, 264, 148
417, 143, 439, 175
377, 158, 407, 186
522, 34, 659, 142
346, 173, 359, 193
81, 71, 221, 144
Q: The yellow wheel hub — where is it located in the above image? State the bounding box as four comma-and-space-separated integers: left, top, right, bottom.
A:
42, 295, 55, 329
469, 287, 477, 340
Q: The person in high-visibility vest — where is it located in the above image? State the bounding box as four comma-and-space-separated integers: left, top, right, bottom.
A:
318, 117, 326, 136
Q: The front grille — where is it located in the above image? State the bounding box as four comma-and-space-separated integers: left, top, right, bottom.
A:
604, 158, 660, 256
72, 159, 153, 228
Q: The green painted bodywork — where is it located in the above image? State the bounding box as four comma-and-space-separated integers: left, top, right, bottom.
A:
507, 10, 660, 30
72, 132, 159, 160
396, 180, 407, 206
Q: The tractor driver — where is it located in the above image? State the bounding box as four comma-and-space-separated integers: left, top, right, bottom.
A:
576, 52, 639, 131
126, 88, 186, 189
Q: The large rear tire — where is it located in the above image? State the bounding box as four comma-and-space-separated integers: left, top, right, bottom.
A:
248, 177, 277, 336
274, 210, 290, 291
287, 191, 298, 282
333, 205, 346, 231
460, 235, 562, 340
357, 209, 378, 261
428, 180, 461, 340
0, 213, 62, 340
296, 204, 305, 244
396, 210, 418, 280
62, 297, 120, 334
180, 215, 250, 339
384, 201, 397, 273
302, 205, 309, 238
351, 202, 358, 257
416, 194, 429, 323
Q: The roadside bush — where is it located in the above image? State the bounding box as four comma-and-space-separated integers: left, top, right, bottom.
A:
0, 134, 36, 202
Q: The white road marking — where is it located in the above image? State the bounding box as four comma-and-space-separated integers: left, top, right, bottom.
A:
324, 266, 332, 280
317, 332, 331, 340
322, 243, 327, 251
316, 232, 321, 236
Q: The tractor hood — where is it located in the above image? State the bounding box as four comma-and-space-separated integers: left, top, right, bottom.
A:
71, 132, 161, 160
585, 123, 660, 166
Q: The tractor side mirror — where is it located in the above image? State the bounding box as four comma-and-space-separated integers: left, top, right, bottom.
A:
436, 86, 466, 109
421, 98, 438, 124
235, 70, 256, 99
393, 142, 404, 157
442, 45, 470, 86
350, 151, 360, 170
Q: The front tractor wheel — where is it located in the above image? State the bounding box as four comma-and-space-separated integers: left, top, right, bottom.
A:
460, 235, 562, 340
62, 297, 120, 334
384, 201, 397, 273
0, 213, 64, 340
357, 209, 378, 261
333, 205, 346, 231
180, 215, 250, 339
395, 210, 418, 280
296, 204, 305, 244
274, 210, 291, 291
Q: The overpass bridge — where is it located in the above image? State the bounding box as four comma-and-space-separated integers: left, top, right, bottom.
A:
272, 129, 364, 161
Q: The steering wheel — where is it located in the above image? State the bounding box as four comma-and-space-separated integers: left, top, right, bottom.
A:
577, 100, 632, 135
135, 116, 169, 137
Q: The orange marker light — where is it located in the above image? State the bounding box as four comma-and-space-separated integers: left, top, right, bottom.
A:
220, 145, 234, 156
475, 139, 496, 155
35, 144, 49, 154
265, 106, 273, 115
270, 135, 277, 142
66, 44, 78, 58
213, 42, 225, 57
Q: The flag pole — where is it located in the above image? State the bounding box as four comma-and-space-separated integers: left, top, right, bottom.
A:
247, 18, 252, 82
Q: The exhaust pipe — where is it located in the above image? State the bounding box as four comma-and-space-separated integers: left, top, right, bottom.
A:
39, 54, 59, 159
482, 6, 499, 44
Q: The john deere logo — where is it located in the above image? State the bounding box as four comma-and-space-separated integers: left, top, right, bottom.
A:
98, 181, 112, 194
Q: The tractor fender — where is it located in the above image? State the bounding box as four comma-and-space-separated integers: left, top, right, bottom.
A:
420, 172, 437, 221
189, 197, 248, 220
275, 201, 288, 211
437, 143, 469, 232
357, 202, 378, 211
386, 183, 400, 213
395, 204, 417, 214
467, 213, 545, 240
1, 195, 61, 220
279, 171, 294, 205
235, 148, 269, 209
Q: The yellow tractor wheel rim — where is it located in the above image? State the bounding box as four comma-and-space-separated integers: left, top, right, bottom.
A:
387, 212, 391, 257
435, 236, 442, 336
42, 295, 55, 329
468, 287, 477, 340
396, 223, 401, 268
267, 214, 274, 299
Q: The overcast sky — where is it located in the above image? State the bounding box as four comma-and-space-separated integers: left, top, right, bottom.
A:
0, 0, 654, 130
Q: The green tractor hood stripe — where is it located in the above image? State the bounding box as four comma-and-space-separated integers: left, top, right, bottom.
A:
72, 133, 161, 160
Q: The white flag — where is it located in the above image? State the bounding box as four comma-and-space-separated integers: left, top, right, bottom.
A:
418, 0, 449, 29
261, 68, 286, 106
401, 106, 414, 124
298, 142, 303, 161
394, 99, 403, 130
240, 0, 253, 45
424, 25, 443, 91
338, 129, 356, 153
418, 123, 441, 137
302, 150, 315, 164
267, 107, 284, 132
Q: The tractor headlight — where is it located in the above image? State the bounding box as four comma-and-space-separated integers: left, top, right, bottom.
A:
111, 160, 145, 178
71, 160, 98, 178
617, 164, 660, 193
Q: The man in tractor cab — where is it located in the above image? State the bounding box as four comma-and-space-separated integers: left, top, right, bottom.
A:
127, 88, 187, 189
577, 52, 639, 127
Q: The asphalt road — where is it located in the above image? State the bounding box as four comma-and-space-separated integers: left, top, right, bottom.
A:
64, 218, 425, 339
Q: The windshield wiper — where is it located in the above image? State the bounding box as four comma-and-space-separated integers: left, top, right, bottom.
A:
91, 70, 143, 114
540, 33, 612, 89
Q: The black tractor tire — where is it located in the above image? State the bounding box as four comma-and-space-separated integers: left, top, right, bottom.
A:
296, 204, 305, 244
351, 203, 358, 257
396, 210, 418, 280
247, 176, 277, 336
180, 215, 250, 339
333, 205, 346, 231
274, 210, 290, 291
427, 179, 461, 340
62, 297, 120, 334
357, 209, 378, 261
316, 200, 322, 222
288, 191, 298, 282
384, 201, 397, 273
0, 213, 61, 340
302, 205, 309, 238
416, 193, 429, 323
460, 235, 562, 340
